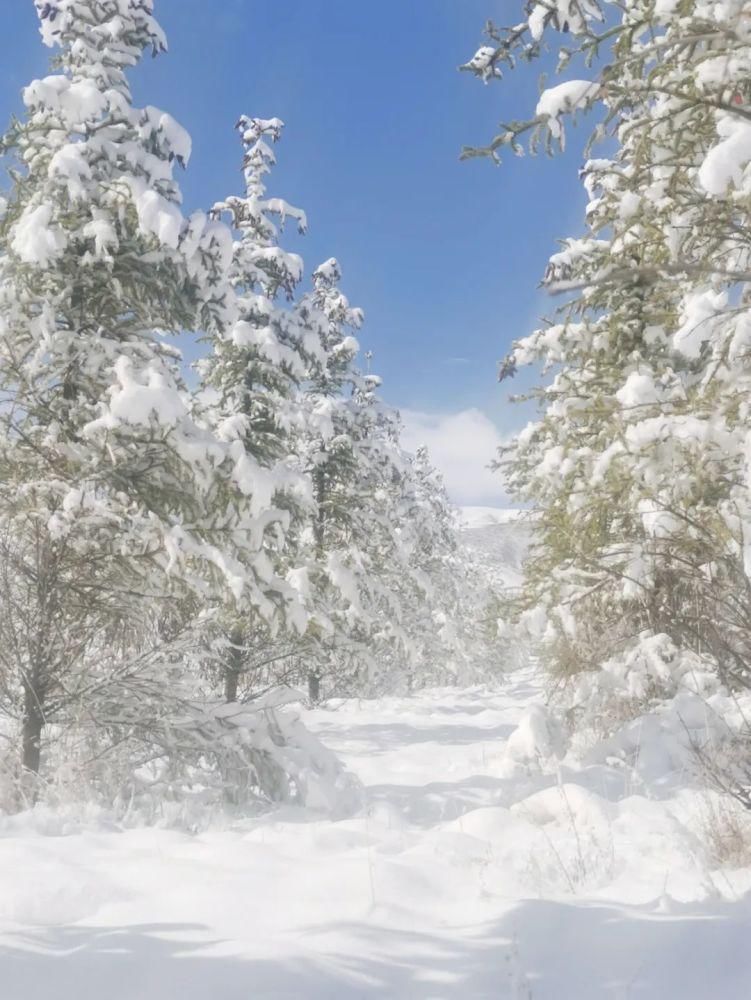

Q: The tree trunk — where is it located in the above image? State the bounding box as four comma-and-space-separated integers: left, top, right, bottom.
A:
313, 466, 326, 558
21, 680, 44, 777
224, 628, 244, 702
309, 465, 326, 706
308, 671, 321, 703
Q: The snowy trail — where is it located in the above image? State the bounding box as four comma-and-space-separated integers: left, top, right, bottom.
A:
1, 672, 751, 999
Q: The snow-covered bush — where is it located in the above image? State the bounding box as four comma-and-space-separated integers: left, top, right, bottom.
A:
543, 631, 751, 811
560, 632, 721, 736
0, 633, 363, 825
700, 794, 751, 869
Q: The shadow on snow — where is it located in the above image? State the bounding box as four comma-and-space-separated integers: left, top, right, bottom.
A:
1, 895, 750, 999
314, 721, 517, 753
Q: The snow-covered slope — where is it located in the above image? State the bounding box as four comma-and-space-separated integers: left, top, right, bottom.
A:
458, 505, 531, 590
459, 506, 523, 528
1, 676, 750, 999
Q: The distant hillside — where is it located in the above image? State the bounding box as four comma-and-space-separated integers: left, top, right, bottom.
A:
457, 506, 531, 591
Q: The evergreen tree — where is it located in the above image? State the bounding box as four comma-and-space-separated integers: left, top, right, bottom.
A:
198, 115, 319, 705
0, 0, 243, 783
295, 266, 480, 695
289, 262, 408, 695
381, 445, 499, 689
463, 0, 751, 689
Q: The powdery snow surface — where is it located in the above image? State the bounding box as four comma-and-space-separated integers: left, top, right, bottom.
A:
1, 673, 751, 999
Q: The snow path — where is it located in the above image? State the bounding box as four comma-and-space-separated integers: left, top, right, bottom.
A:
1, 672, 751, 998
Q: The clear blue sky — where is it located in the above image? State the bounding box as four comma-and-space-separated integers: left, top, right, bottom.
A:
1, 1, 588, 504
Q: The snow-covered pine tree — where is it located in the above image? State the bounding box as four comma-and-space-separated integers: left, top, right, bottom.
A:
295, 263, 474, 696
383, 445, 501, 689
463, 1, 751, 692
198, 115, 318, 707
291, 261, 405, 695
293, 258, 367, 697
0, 0, 255, 786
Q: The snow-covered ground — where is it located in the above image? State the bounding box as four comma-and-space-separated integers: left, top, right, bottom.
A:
1, 672, 751, 999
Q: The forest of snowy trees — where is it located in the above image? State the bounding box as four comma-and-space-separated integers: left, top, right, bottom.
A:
0, 0, 505, 814
0, 0, 746, 816
0, 0, 749, 828
1, 2, 751, 996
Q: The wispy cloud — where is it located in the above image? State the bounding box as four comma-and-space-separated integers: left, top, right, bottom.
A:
400, 407, 508, 507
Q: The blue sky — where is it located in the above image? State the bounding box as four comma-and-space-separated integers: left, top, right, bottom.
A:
1, 1, 588, 504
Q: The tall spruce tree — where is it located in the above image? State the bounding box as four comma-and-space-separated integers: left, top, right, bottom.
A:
0, 0, 248, 782
198, 115, 319, 705
391, 446, 501, 688
295, 264, 468, 695
463, 0, 751, 689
